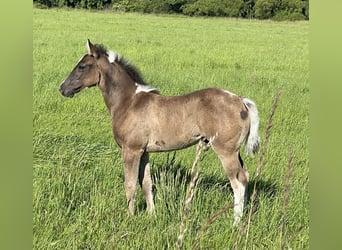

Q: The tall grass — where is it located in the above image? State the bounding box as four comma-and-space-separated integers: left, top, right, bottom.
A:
33, 8, 309, 249
177, 141, 202, 249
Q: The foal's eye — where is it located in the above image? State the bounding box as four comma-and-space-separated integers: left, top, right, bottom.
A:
78, 64, 86, 71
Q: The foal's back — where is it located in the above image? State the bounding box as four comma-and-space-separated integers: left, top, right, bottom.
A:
118, 87, 250, 153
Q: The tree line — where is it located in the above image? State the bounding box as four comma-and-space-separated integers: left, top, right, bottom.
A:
34, 0, 309, 21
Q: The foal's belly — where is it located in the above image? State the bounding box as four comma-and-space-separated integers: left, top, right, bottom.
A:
146, 135, 202, 153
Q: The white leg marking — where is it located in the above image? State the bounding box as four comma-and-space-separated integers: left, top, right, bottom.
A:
144, 161, 155, 214
233, 181, 245, 227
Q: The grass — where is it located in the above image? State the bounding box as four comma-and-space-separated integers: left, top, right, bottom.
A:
33, 8, 309, 249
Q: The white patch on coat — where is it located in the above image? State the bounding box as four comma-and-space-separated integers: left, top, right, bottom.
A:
107, 50, 119, 63
135, 83, 157, 94
223, 89, 237, 96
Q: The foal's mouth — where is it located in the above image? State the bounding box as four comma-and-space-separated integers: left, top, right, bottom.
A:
60, 86, 83, 98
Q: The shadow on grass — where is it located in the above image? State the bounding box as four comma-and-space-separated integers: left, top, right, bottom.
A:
135, 152, 279, 215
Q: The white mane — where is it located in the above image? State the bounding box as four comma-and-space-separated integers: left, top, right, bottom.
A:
107, 50, 120, 63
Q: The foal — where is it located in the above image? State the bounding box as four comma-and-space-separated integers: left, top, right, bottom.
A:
59, 40, 260, 226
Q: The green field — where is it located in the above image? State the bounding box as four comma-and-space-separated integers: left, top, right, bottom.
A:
33, 8, 309, 249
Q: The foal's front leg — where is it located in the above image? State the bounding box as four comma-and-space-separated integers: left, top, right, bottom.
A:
122, 147, 142, 215
139, 152, 155, 214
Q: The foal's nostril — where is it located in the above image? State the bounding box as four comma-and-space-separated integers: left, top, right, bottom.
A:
59, 85, 67, 96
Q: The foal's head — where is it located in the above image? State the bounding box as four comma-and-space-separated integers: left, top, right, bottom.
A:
60, 39, 151, 98
59, 39, 111, 98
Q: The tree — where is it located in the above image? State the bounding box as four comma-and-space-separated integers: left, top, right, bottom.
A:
241, 0, 256, 18
254, 0, 280, 19
33, 0, 309, 20
254, 0, 307, 20
182, 0, 244, 17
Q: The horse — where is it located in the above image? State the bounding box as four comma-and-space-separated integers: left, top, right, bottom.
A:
59, 39, 260, 226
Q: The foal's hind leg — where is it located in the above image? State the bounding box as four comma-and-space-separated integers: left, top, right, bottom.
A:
219, 151, 249, 226
138, 152, 155, 214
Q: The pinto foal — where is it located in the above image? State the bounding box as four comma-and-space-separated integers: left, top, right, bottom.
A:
59, 40, 260, 226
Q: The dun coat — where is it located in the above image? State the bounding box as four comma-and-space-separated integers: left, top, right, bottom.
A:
59, 40, 260, 226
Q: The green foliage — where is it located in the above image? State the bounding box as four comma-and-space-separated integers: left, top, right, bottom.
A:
126, 0, 170, 13
182, 0, 244, 17
254, 0, 307, 20
254, 0, 280, 19
240, 0, 256, 18
33, 0, 309, 20
111, 0, 130, 11
168, 0, 188, 13
120, 0, 188, 14
278, 0, 307, 20
302, 0, 309, 19
33, 0, 112, 9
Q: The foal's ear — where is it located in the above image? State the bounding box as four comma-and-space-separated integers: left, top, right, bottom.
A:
86, 39, 97, 57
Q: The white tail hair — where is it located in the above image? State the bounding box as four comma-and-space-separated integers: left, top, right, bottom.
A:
243, 98, 260, 155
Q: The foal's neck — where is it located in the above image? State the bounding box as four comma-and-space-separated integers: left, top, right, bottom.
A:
99, 64, 136, 119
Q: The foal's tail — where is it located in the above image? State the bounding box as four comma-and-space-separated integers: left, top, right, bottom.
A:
243, 98, 260, 155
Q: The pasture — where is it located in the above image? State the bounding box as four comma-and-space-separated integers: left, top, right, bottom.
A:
33, 8, 309, 249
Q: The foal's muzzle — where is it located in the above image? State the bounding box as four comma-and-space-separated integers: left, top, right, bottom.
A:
59, 83, 83, 98
59, 85, 73, 98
